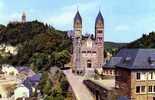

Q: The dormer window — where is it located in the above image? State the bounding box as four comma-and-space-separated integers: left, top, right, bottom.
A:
125, 57, 131, 61
149, 54, 155, 65
148, 54, 155, 67
123, 57, 131, 64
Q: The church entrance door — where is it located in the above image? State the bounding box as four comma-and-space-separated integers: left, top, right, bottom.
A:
87, 60, 92, 68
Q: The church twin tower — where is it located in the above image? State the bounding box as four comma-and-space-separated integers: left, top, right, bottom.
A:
73, 10, 104, 73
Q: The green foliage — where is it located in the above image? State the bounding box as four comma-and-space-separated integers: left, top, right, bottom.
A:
60, 79, 69, 93
126, 32, 155, 48
104, 42, 127, 55
38, 71, 70, 100
38, 72, 53, 95
0, 21, 72, 70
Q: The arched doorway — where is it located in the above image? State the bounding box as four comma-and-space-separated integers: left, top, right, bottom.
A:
87, 60, 92, 68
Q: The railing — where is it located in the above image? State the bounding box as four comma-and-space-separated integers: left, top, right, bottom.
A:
83, 80, 108, 100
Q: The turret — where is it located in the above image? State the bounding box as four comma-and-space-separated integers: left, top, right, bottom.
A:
22, 12, 26, 23
74, 10, 82, 38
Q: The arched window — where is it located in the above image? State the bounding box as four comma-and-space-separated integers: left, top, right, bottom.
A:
87, 60, 92, 68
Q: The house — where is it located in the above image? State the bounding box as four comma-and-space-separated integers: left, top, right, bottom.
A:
103, 57, 121, 77
1, 64, 19, 76
23, 74, 41, 95
115, 49, 155, 100
14, 84, 29, 100
16, 66, 35, 77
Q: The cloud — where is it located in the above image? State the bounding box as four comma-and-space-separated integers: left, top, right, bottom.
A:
46, 1, 99, 30
115, 25, 130, 32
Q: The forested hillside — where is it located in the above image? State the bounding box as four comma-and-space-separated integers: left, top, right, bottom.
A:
126, 32, 155, 48
104, 41, 127, 54
0, 21, 72, 71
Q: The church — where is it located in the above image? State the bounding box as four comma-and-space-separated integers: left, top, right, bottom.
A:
72, 10, 104, 74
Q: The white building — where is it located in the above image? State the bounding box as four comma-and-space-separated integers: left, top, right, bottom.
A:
1, 64, 19, 76
14, 84, 29, 100
0, 44, 18, 56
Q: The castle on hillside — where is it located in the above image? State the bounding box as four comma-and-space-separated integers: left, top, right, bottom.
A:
72, 10, 104, 73
10, 12, 27, 24
21, 12, 26, 23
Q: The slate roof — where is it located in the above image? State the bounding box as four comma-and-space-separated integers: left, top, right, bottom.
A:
74, 10, 82, 24
95, 11, 104, 26
115, 49, 155, 70
16, 66, 35, 76
16, 66, 34, 73
104, 57, 122, 68
27, 74, 41, 82
117, 96, 129, 100
23, 74, 41, 95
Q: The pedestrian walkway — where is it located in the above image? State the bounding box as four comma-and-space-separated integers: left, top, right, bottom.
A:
64, 70, 94, 100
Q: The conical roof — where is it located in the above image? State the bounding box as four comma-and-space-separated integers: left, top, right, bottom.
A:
95, 11, 104, 26
74, 10, 82, 24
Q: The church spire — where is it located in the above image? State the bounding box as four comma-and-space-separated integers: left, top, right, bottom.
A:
95, 11, 104, 27
73, 10, 82, 38
74, 10, 82, 26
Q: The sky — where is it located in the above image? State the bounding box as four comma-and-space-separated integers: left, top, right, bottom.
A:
0, 0, 155, 43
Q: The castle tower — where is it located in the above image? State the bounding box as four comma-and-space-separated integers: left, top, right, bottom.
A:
22, 12, 26, 23
95, 11, 104, 68
73, 10, 82, 72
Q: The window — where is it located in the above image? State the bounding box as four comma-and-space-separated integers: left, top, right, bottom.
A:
148, 86, 155, 93
141, 86, 145, 92
136, 72, 146, 80
97, 37, 102, 41
148, 72, 154, 80
82, 51, 86, 53
148, 86, 153, 92
106, 70, 108, 74
87, 60, 91, 68
136, 73, 141, 80
92, 51, 96, 53
136, 86, 146, 93
110, 70, 112, 74
151, 72, 153, 79
141, 72, 146, 80
87, 51, 91, 53
97, 30, 103, 33
136, 86, 140, 93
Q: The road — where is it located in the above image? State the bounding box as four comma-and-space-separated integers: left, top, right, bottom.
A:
64, 70, 94, 100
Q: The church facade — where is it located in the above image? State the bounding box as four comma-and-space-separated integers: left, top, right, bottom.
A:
72, 10, 104, 73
